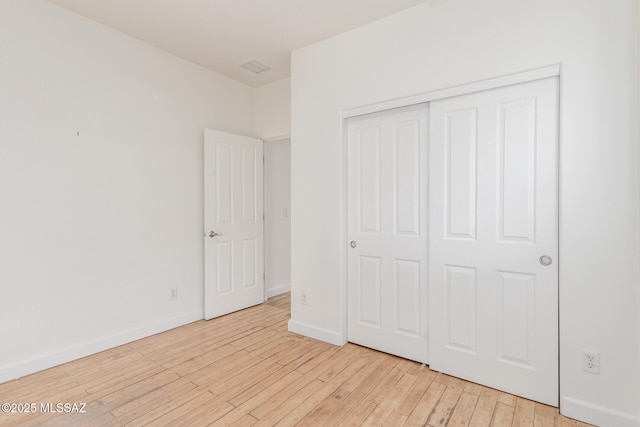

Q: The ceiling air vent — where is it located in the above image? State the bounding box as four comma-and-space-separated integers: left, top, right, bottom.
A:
239, 59, 271, 74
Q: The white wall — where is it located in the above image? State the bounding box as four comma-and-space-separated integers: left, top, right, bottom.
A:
264, 139, 291, 298
254, 78, 291, 141
289, 1, 639, 426
0, 0, 254, 382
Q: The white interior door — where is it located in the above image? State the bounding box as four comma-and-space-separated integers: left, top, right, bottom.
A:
204, 129, 264, 320
429, 77, 559, 405
347, 103, 429, 364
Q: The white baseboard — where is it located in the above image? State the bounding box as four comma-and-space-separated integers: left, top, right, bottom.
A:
287, 319, 346, 346
266, 283, 291, 299
561, 396, 640, 427
0, 310, 203, 384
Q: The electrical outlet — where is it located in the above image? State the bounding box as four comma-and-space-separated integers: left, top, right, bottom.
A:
170, 287, 178, 300
301, 293, 308, 306
582, 350, 600, 374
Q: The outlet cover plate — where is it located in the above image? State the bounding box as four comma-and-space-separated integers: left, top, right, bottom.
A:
582, 350, 600, 374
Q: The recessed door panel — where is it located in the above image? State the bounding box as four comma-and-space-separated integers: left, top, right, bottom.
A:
216, 142, 233, 224
395, 121, 421, 236
359, 256, 381, 327
359, 128, 381, 234
216, 241, 233, 295
242, 238, 257, 290
445, 265, 477, 353
499, 99, 536, 242
241, 146, 257, 224
446, 109, 477, 240
498, 271, 535, 367
395, 259, 420, 337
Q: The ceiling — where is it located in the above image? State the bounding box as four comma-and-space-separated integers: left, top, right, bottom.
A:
46, 0, 430, 87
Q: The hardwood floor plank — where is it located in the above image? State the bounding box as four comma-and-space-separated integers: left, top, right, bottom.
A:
338, 399, 378, 427
447, 391, 479, 427
512, 396, 535, 426
62, 346, 140, 379
83, 361, 167, 396
366, 366, 406, 404
228, 327, 276, 350
556, 414, 578, 427
148, 323, 258, 366
362, 372, 417, 425
272, 338, 323, 366
296, 388, 351, 426
144, 390, 223, 426
463, 381, 484, 396
165, 343, 245, 377
0, 368, 69, 397
226, 364, 299, 407
404, 380, 447, 426
496, 390, 517, 406
186, 351, 257, 387
426, 376, 466, 427
74, 369, 181, 425
340, 354, 396, 393
120, 387, 214, 426
492, 402, 516, 427
249, 350, 367, 423
110, 377, 197, 419
255, 336, 298, 359
251, 379, 325, 426
294, 344, 341, 374
265, 293, 290, 310
310, 355, 398, 425
326, 356, 370, 387
0, 293, 591, 427
315, 347, 364, 383
382, 410, 409, 426
270, 369, 354, 426
212, 371, 305, 426
396, 369, 438, 416
433, 373, 455, 386
231, 414, 259, 426
468, 387, 499, 427
86, 411, 120, 426
534, 402, 559, 426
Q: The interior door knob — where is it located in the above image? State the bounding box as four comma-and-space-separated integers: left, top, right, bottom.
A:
539, 255, 552, 266
350, 241, 357, 248
209, 231, 219, 238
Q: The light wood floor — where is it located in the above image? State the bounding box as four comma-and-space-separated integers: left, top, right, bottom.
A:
0, 293, 592, 427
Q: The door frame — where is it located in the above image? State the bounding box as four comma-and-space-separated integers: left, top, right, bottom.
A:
338, 63, 561, 395
263, 135, 292, 300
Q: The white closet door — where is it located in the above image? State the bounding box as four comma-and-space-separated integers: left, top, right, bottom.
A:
204, 129, 264, 320
429, 77, 559, 405
347, 103, 429, 363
